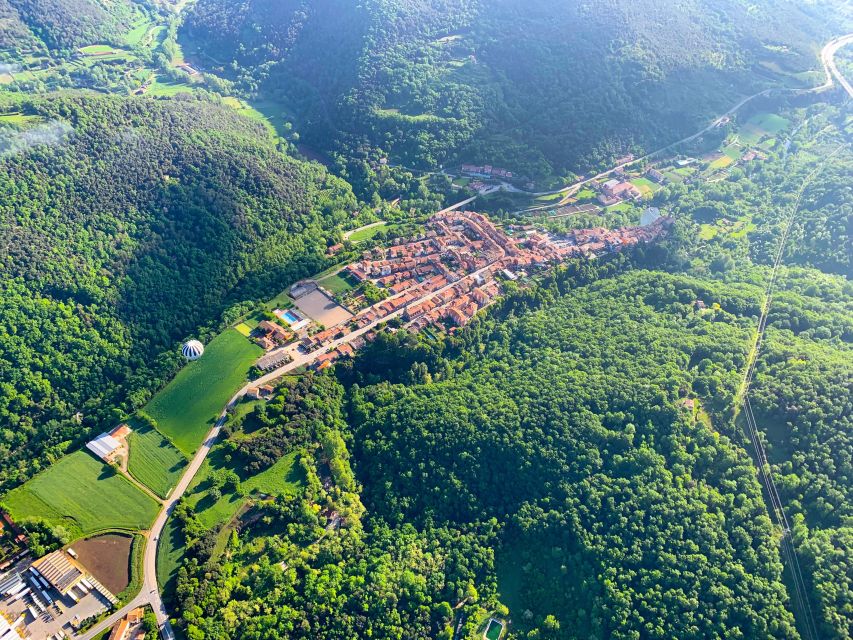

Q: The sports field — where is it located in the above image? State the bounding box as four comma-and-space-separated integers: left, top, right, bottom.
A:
318, 272, 357, 294
141, 329, 262, 456
2, 451, 159, 538
348, 222, 389, 243
127, 423, 187, 499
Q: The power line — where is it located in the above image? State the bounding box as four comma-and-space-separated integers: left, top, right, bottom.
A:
737, 144, 845, 640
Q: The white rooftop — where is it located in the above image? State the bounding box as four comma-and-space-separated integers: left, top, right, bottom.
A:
86, 433, 121, 460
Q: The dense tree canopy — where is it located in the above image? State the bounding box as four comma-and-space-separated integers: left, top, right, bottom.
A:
183, 0, 837, 182
0, 92, 356, 490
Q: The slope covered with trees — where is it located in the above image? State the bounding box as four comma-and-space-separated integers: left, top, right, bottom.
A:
172, 265, 816, 639
0, 92, 356, 491
0, 0, 151, 54
182, 0, 844, 182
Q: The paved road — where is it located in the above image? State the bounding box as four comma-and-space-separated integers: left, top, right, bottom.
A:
75, 33, 853, 640
73, 230, 488, 640
519, 33, 853, 215
816, 34, 853, 97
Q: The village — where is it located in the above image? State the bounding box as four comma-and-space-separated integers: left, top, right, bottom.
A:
241, 209, 671, 378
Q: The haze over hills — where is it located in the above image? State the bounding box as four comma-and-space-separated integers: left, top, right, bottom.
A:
183, 0, 846, 179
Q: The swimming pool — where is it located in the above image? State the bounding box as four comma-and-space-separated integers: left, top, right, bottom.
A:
282, 310, 301, 324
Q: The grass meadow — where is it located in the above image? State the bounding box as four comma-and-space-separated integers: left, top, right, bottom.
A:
141, 329, 262, 456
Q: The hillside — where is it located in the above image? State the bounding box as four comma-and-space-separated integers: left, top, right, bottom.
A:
0, 0, 152, 54
182, 0, 846, 182
0, 92, 356, 491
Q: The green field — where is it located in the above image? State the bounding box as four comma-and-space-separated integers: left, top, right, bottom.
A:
146, 76, 195, 97
124, 19, 156, 47
740, 112, 790, 144
348, 222, 389, 243
708, 154, 735, 171
141, 329, 262, 456
186, 450, 305, 528
127, 424, 187, 499
79, 44, 116, 55
2, 451, 159, 538
0, 113, 40, 125
156, 517, 185, 600
318, 272, 357, 294
631, 177, 660, 195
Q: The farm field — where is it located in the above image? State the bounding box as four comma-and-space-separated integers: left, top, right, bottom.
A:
127, 423, 187, 499
740, 112, 790, 144
73, 533, 133, 594
2, 451, 159, 538
141, 329, 262, 456
146, 76, 195, 97
630, 176, 660, 195
79, 44, 116, 55
185, 450, 305, 529
156, 517, 185, 600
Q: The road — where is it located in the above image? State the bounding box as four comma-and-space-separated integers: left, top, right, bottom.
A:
75, 33, 853, 640
519, 33, 853, 214
73, 244, 491, 640
816, 34, 853, 97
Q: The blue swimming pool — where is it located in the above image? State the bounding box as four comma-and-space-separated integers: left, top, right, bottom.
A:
282, 310, 301, 324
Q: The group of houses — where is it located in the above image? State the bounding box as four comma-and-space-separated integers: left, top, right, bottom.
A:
597, 178, 643, 206
460, 164, 514, 179
298, 210, 671, 366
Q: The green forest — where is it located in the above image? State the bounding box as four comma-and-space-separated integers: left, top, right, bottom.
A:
182, 0, 839, 183
0, 92, 356, 491
0, 1, 850, 639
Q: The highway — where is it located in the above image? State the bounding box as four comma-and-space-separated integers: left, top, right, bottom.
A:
816, 34, 853, 97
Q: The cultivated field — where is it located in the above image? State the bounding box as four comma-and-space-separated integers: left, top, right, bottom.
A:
73, 533, 133, 594
740, 112, 790, 145
127, 423, 187, 499
2, 451, 159, 538
141, 329, 263, 456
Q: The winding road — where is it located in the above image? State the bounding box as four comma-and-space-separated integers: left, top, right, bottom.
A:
73, 33, 853, 640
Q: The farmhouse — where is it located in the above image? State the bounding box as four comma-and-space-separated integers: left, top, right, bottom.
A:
86, 425, 131, 463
